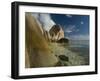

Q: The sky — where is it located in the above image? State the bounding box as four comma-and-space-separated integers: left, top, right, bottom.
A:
31, 13, 89, 40
51, 14, 89, 40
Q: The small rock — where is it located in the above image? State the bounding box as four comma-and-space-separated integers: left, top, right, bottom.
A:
58, 55, 69, 61
57, 38, 69, 43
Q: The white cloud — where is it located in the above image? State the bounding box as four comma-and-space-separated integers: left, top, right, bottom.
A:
80, 21, 84, 24
70, 35, 89, 40
66, 14, 72, 18
76, 29, 79, 32
64, 25, 76, 33
32, 13, 55, 31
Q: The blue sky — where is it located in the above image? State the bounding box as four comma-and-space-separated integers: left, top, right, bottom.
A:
31, 13, 89, 40
51, 14, 89, 40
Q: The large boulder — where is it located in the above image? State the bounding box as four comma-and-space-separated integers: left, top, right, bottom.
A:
49, 25, 64, 42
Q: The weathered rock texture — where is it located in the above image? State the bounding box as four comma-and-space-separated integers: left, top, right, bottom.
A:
25, 13, 58, 68
49, 25, 64, 42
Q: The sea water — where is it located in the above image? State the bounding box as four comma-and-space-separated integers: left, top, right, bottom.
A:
68, 40, 89, 65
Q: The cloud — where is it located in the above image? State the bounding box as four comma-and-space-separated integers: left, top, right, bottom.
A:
32, 13, 55, 31
80, 21, 84, 24
64, 25, 76, 33
69, 35, 89, 40
66, 14, 72, 18
76, 29, 79, 32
